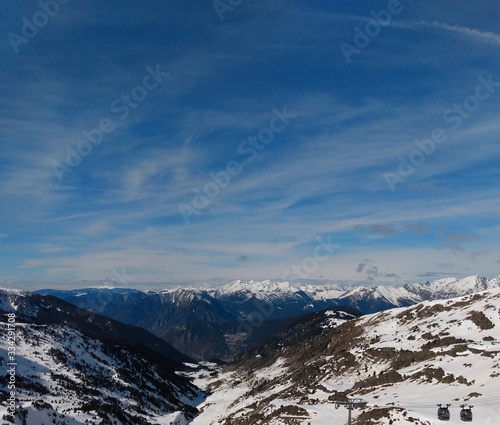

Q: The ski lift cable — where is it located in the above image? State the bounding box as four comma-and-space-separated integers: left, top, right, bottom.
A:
381, 400, 500, 409
347, 396, 500, 410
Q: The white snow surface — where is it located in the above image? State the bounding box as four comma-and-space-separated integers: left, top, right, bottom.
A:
0, 322, 199, 424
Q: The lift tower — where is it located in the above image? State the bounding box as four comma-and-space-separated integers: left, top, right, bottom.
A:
335, 398, 367, 425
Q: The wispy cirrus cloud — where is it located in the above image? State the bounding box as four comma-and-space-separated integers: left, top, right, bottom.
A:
317, 10, 500, 47
392, 20, 500, 46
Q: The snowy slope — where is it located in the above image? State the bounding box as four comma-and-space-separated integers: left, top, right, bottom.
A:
0, 289, 203, 425
0, 324, 201, 424
190, 289, 500, 425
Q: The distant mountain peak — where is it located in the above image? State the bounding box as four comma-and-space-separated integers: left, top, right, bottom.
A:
404, 275, 499, 300
216, 279, 300, 295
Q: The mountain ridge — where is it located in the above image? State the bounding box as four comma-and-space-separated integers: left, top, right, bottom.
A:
34, 275, 500, 361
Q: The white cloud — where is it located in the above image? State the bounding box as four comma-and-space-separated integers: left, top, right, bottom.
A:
393, 20, 500, 47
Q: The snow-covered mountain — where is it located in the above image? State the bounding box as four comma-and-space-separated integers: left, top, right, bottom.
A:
404, 275, 500, 300
212, 279, 304, 298
0, 289, 204, 424
191, 287, 500, 424
37, 275, 500, 361
208, 275, 500, 313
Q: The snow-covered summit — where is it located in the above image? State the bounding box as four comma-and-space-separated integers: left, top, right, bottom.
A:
214, 279, 301, 296
204, 275, 500, 310
405, 275, 500, 300
338, 284, 420, 304
210, 275, 500, 302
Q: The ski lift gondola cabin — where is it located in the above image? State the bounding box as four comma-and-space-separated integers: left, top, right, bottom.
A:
437, 404, 451, 420
460, 405, 473, 422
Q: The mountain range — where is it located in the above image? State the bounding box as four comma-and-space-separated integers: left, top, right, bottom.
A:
37, 275, 500, 361
1, 276, 499, 424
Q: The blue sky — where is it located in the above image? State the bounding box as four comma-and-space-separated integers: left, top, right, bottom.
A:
1, 0, 500, 289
